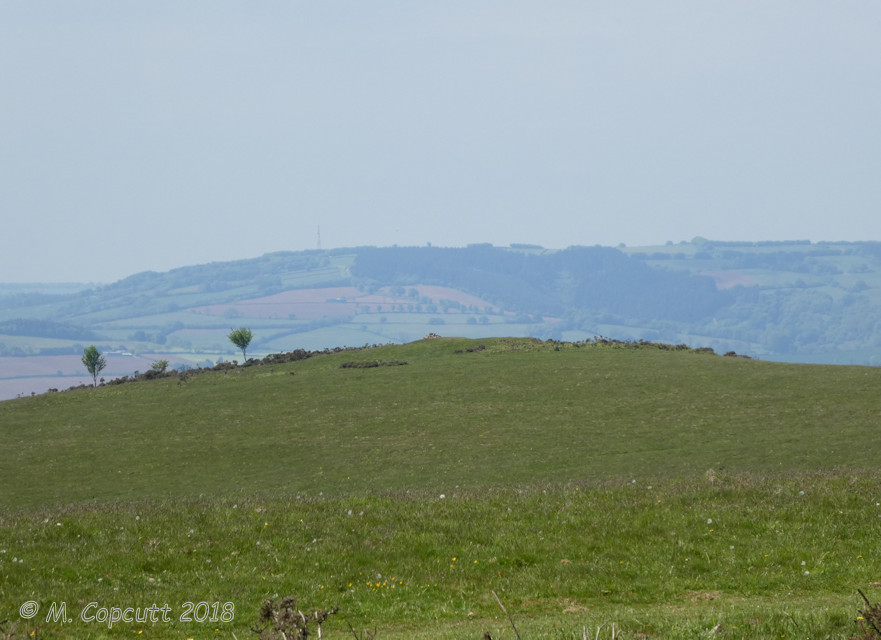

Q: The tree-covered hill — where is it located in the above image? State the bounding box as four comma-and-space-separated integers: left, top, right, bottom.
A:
351, 244, 731, 322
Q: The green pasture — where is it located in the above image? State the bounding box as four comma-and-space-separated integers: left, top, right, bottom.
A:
2, 337, 881, 638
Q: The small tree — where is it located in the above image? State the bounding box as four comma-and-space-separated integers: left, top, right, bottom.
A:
228, 327, 253, 362
151, 360, 169, 374
81, 345, 107, 387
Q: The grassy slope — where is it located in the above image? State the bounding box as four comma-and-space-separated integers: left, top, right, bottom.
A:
2, 337, 881, 638
4, 337, 880, 511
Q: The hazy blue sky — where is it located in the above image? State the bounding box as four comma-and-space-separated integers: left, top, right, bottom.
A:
2, 2, 880, 283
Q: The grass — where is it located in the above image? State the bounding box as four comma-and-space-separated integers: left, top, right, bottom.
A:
2, 337, 881, 638
4, 337, 881, 510
1, 475, 878, 638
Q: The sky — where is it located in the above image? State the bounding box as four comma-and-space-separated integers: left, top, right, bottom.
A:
2, 1, 880, 283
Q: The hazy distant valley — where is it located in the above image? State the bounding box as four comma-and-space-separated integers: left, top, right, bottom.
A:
2, 238, 880, 400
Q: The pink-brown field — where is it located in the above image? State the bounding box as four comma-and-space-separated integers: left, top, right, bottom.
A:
190, 285, 500, 320
706, 270, 760, 289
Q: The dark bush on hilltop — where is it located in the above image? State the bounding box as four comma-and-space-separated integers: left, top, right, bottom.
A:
261, 349, 312, 364
454, 344, 487, 353
340, 360, 408, 369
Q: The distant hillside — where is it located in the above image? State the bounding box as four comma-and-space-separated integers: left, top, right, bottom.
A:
351, 245, 730, 322
2, 239, 881, 399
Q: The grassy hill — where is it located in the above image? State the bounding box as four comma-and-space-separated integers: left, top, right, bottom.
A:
2, 337, 881, 638
5, 239, 881, 401
5, 336, 881, 511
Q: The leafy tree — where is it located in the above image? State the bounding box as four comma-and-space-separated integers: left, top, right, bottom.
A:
228, 327, 253, 362
81, 345, 106, 387
151, 360, 169, 374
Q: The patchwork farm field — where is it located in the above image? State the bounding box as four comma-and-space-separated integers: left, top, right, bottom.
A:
2, 337, 881, 639
191, 285, 502, 321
